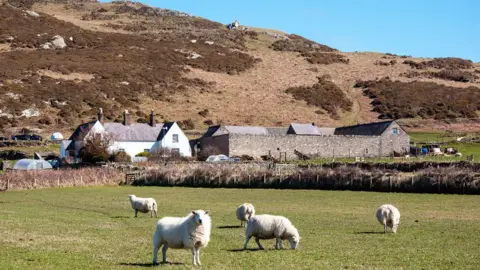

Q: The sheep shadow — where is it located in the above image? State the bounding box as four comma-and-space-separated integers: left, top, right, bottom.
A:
355, 231, 384, 235
217, 225, 243, 229
226, 248, 265, 252
119, 262, 184, 267
111, 215, 131, 219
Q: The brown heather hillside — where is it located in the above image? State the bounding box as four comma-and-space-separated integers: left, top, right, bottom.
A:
1, 0, 480, 137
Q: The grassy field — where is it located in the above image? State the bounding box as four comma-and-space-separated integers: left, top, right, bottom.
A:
0, 187, 479, 269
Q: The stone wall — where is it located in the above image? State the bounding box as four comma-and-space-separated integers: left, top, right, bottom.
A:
228, 134, 382, 159
379, 122, 410, 156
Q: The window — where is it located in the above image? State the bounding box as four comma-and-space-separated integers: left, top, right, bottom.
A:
365, 148, 369, 154
392, 128, 399, 135
172, 134, 179, 143
119, 148, 125, 152
144, 149, 150, 153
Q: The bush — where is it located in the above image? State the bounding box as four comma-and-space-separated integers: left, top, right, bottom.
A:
302, 52, 349, 65
198, 109, 209, 117
111, 151, 131, 162
135, 151, 150, 157
197, 145, 221, 161
285, 76, 353, 118
355, 78, 480, 119
79, 133, 114, 163
403, 57, 474, 70
178, 119, 195, 130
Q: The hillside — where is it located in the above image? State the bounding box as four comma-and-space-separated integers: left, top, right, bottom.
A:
1, 0, 480, 138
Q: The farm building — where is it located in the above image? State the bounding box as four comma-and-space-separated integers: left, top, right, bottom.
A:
64, 108, 192, 161
198, 121, 409, 160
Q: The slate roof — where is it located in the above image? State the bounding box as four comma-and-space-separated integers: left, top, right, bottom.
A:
288, 123, 321, 135
103, 123, 165, 141
317, 128, 336, 135
334, 120, 394, 136
266, 127, 289, 135
224, 126, 269, 135
68, 121, 97, 141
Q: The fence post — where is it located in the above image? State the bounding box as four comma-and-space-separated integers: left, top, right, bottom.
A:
248, 174, 251, 187
81, 176, 83, 186
389, 177, 392, 192
298, 174, 301, 189
34, 177, 37, 189
57, 177, 60, 187
411, 175, 414, 188
370, 176, 373, 189
193, 175, 196, 186
263, 173, 266, 184
6, 178, 10, 191
316, 175, 319, 188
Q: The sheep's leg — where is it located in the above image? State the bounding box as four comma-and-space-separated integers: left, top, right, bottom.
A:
191, 248, 197, 265
384, 223, 387, 234
152, 236, 162, 265
134, 209, 138, 218
243, 236, 251, 250
154, 210, 157, 218
279, 240, 284, 249
255, 237, 264, 250
275, 238, 280, 249
161, 243, 168, 264
196, 248, 201, 266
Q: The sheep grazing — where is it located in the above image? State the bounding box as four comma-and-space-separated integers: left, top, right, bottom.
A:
236, 203, 256, 227
376, 204, 401, 233
128, 194, 158, 218
244, 214, 300, 250
152, 210, 211, 266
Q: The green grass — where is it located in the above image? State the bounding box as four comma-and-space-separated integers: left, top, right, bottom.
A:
1, 144, 61, 157
1, 187, 479, 269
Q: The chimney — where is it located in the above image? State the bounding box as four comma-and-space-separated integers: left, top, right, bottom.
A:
149, 109, 155, 127
97, 108, 104, 124
123, 109, 132, 126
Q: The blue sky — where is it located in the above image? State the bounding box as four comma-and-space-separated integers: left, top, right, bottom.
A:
103, 0, 479, 62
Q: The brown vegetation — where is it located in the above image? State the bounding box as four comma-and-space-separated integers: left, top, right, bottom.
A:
403, 69, 478, 83
403, 57, 474, 70
301, 52, 349, 65
355, 78, 480, 119
129, 163, 480, 194
285, 76, 353, 118
270, 34, 337, 53
0, 4, 257, 128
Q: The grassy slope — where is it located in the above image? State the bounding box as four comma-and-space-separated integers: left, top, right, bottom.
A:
0, 187, 479, 269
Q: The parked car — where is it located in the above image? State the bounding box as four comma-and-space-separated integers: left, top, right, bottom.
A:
0, 136, 8, 141
12, 134, 31, 140
30, 135, 42, 141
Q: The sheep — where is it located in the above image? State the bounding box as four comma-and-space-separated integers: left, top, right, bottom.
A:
152, 210, 211, 266
243, 214, 300, 250
236, 203, 255, 227
376, 204, 401, 233
128, 194, 157, 218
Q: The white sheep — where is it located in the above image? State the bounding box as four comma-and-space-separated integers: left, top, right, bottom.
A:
244, 214, 300, 250
128, 194, 157, 218
376, 204, 401, 233
153, 210, 211, 266
236, 203, 255, 227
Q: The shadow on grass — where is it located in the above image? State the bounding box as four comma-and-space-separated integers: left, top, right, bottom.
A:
217, 225, 242, 229
119, 262, 184, 267
226, 248, 264, 252
111, 216, 131, 219
355, 231, 385, 234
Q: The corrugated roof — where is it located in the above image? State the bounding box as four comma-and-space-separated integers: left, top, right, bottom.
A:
288, 123, 321, 135
266, 127, 289, 135
223, 126, 269, 135
334, 120, 393, 136
104, 122, 164, 141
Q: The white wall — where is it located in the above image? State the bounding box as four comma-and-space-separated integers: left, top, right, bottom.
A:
109, 141, 156, 160
151, 123, 192, 157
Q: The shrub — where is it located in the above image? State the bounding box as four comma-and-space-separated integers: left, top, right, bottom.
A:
285, 76, 353, 118
355, 78, 480, 119
178, 119, 195, 130
203, 119, 214, 126
79, 132, 114, 163
197, 145, 221, 161
111, 151, 131, 162
403, 57, 474, 70
135, 151, 150, 157
302, 52, 349, 65
198, 109, 209, 117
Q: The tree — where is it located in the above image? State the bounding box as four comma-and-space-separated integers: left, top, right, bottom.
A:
79, 132, 115, 163
197, 145, 221, 161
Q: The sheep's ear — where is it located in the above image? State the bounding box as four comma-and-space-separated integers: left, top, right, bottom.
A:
205, 210, 210, 215
192, 211, 196, 215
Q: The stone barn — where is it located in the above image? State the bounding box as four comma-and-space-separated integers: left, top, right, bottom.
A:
198, 121, 410, 160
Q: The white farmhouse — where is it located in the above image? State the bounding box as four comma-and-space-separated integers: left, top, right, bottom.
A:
62, 108, 191, 161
